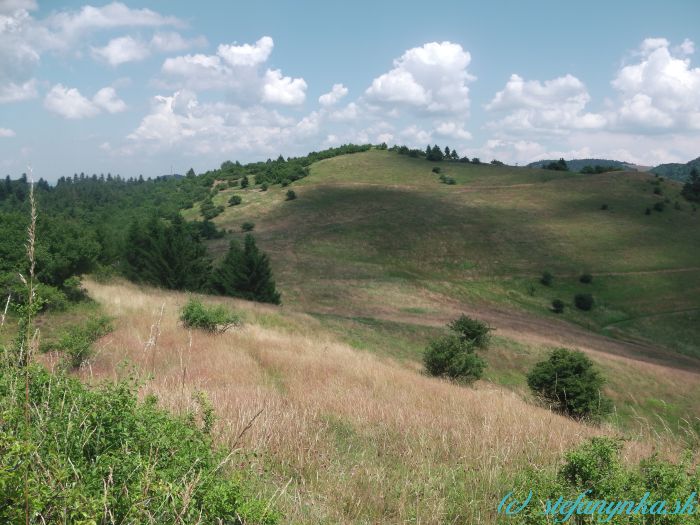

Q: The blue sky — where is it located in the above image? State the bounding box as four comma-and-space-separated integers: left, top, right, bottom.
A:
1, 0, 699, 181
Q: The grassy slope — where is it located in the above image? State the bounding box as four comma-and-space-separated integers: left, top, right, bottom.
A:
209, 149, 700, 359
82, 279, 680, 525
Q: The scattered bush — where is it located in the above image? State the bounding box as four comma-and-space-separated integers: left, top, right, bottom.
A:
280, 179, 291, 187
50, 315, 113, 369
445, 177, 456, 185
600, 203, 608, 210
228, 194, 242, 206
579, 273, 593, 284
260, 182, 268, 191
447, 314, 491, 348
540, 271, 553, 286
527, 348, 612, 419
653, 186, 662, 195
180, 298, 241, 333
286, 189, 297, 201
62, 275, 87, 302
574, 293, 594, 311
423, 335, 485, 384
432, 167, 442, 174
645, 207, 651, 215
653, 201, 665, 212
241, 221, 255, 232
240, 175, 249, 188
674, 200, 681, 210
551, 299, 565, 313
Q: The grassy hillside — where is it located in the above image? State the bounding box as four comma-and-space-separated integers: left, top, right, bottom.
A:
204, 149, 700, 360
81, 279, 685, 525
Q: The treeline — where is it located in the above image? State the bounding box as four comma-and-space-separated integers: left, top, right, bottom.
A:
212, 143, 372, 187
0, 172, 216, 308
125, 215, 280, 304
390, 143, 501, 165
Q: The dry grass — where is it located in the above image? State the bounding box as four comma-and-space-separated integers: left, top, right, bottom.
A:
79, 279, 676, 524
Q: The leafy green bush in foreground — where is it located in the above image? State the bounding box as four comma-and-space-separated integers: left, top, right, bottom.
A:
0, 363, 277, 524
510, 437, 700, 524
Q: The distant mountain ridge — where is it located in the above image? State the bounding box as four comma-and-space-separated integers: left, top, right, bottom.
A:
527, 158, 637, 172
650, 157, 700, 182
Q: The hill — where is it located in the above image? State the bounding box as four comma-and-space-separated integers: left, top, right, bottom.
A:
527, 158, 637, 172
201, 149, 700, 362
651, 156, 700, 181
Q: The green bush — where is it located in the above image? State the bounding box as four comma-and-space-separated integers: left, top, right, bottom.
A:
0, 364, 278, 524
36, 283, 68, 312
286, 189, 297, 201
512, 437, 700, 525
579, 273, 593, 284
228, 194, 242, 206
62, 275, 86, 302
551, 299, 565, 313
653, 201, 665, 212
50, 315, 113, 369
180, 298, 241, 333
527, 348, 612, 420
260, 182, 268, 191
432, 167, 441, 174
447, 314, 491, 348
574, 293, 594, 311
241, 221, 255, 232
423, 335, 485, 384
540, 271, 553, 286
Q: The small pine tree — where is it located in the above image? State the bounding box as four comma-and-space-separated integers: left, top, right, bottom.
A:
240, 176, 249, 189
210, 235, 280, 304
286, 190, 297, 201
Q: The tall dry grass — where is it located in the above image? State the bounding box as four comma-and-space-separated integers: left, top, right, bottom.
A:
79, 279, 676, 524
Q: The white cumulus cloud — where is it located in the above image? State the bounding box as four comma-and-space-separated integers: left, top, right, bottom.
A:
610, 38, 700, 131
92, 35, 150, 66
161, 36, 306, 105
217, 36, 273, 67
319, 83, 348, 106
262, 69, 307, 105
486, 74, 606, 132
44, 84, 126, 119
365, 41, 474, 115
0, 127, 16, 137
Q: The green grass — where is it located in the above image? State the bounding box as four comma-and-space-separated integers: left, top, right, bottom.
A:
206, 150, 699, 357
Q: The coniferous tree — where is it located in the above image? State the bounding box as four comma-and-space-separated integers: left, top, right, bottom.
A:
210, 234, 281, 304
681, 167, 700, 202
123, 215, 210, 291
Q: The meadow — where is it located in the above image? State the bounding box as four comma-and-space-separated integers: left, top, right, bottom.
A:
77, 279, 687, 524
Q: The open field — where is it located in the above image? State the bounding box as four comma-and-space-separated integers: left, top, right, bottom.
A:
75, 279, 691, 524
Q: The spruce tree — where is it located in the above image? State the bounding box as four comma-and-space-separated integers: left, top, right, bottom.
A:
210, 234, 281, 304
